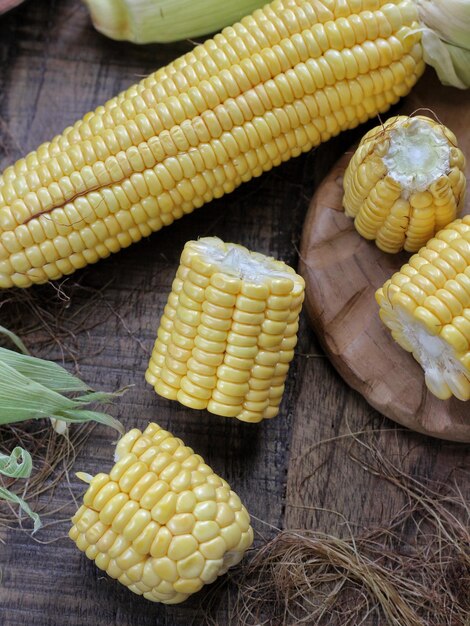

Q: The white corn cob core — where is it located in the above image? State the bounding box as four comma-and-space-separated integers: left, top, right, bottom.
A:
382, 118, 451, 194
393, 307, 469, 400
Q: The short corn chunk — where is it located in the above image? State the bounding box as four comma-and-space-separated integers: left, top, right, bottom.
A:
376, 215, 470, 401
146, 238, 304, 422
69, 422, 254, 604
343, 115, 466, 253
0, 0, 425, 288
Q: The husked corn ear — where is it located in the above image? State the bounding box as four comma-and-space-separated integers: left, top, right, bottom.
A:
0, 0, 425, 288
146, 237, 304, 422
376, 215, 470, 401
343, 115, 466, 253
69, 422, 254, 604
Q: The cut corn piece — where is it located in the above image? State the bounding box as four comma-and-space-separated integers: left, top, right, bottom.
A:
343, 115, 466, 253
0, 0, 425, 288
376, 215, 470, 401
69, 422, 254, 604
146, 237, 304, 422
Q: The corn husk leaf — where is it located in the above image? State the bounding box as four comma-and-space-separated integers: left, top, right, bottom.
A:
0, 347, 121, 404
416, 0, 470, 89
0, 327, 125, 435
0, 324, 30, 355
0, 328, 126, 533
0, 447, 41, 532
0, 359, 124, 433
83, 0, 267, 44
420, 28, 470, 89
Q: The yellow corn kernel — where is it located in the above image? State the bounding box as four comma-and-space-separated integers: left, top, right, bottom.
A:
376, 215, 470, 401
343, 115, 466, 253
69, 423, 254, 604
0, 0, 424, 288
145, 238, 305, 422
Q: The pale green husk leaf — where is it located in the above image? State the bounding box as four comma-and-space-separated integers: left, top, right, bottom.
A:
0, 447, 41, 532
420, 29, 470, 89
0, 359, 123, 433
83, 0, 267, 43
0, 328, 125, 434
0, 325, 30, 355
0, 329, 125, 532
416, 0, 470, 89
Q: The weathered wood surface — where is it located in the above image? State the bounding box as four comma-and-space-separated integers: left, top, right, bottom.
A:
0, 2, 468, 625
299, 76, 470, 442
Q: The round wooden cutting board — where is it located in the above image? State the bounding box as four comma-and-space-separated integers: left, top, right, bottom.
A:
299, 72, 470, 442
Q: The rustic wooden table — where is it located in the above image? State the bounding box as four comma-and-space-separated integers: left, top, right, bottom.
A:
0, 2, 468, 625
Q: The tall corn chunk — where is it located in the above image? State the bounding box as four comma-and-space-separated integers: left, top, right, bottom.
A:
343, 115, 466, 253
69, 422, 254, 604
0, 0, 424, 288
376, 215, 470, 401
146, 238, 304, 422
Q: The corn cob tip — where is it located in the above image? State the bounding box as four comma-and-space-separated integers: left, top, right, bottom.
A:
343, 115, 466, 253
146, 238, 304, 422
69, 422, 254, 604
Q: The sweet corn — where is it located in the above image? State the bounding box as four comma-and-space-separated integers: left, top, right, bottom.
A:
146, 237, 304, 422
0, 0, 425, 288
343, 115, 466, 253
376, 215, 470, 401
69, 422, 254, 604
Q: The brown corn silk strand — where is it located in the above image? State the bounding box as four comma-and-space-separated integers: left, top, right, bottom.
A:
198, 430, 469, 626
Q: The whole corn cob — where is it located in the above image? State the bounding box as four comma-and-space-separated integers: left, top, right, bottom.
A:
376, 215, 470, 401
343, 115, 466, 253
69, 422, 254, 604
0, 0, 425, 289
146, 237, 304, 422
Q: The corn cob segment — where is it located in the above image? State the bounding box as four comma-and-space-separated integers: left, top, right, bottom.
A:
0, 0, 424, 289
146, 238, 304, 422
69, 422, 254, 604
343, 115, 466, 253
376, 215, 470, 401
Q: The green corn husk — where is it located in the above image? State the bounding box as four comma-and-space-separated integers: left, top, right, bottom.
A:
0, 447, 41, 532
0, 328, 124, 531
0, 327, 124, 435
416, 0, 470, 89
83, 0, 266, 43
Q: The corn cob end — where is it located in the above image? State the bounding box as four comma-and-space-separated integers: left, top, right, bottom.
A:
146, 238, 305, 422
376, 216, 470, 401
344, 116, 466, 253
69, 422, 254, 604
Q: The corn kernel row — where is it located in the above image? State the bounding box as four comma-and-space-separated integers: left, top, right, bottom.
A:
343, 115, 466, 253
69, 422, 254, 604
0, 0, 424, 287
376, 215, 470, 400
1, 32, 420, 210
0, 0, 409, 188
146, 238, 305, 422
0, 67, 420, 288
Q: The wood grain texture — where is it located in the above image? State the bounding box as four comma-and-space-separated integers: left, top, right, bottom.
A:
0, 2, 468, 626
299, 74, 470, 442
